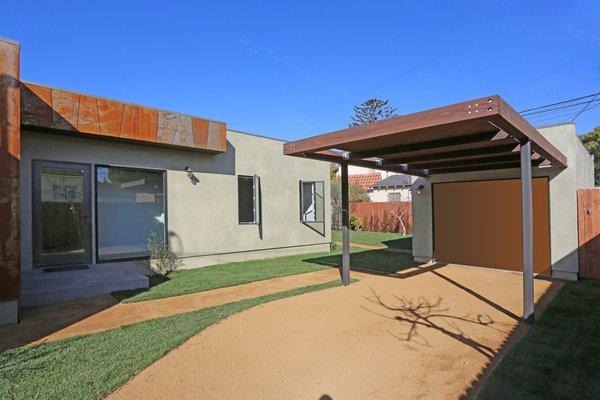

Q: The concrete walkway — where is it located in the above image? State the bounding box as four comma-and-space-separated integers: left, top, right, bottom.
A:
109, 264, 561, 400
3, 269, 341, 348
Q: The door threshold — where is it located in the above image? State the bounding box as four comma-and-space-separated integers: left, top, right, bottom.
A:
43, 265, 90, 273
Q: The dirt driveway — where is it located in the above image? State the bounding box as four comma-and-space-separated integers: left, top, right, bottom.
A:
109, 264, 558, 400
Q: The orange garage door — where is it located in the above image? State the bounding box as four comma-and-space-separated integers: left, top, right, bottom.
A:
433, 178, 551, 274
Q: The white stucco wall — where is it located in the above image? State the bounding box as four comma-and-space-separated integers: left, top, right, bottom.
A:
411, 123, 594, 280
368, 187, 412, 202
20, 129, 331, 270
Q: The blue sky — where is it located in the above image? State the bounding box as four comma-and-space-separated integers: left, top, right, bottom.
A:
3, 1, 600, 139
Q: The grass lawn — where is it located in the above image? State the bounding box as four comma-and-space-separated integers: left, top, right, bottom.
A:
114, 248, 419, 302
303, 249, 419, 275
332, 229, 412, 250
114, 250, 336, 302
478, 279, 600, 400
0, 280, 345, 400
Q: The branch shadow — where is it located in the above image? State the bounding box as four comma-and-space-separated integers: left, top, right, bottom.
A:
362, 288, 506, 359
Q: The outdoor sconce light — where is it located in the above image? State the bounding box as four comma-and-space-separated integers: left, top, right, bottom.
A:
185, 166, 200, 185
415, 184, 425, 195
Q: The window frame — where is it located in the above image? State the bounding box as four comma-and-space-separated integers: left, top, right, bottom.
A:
238, 174, 261, 225
387, 191, 403, 202
299, 180, 325, 223
94, 164, 167, 263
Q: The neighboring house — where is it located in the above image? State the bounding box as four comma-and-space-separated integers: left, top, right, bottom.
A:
344, 172, 414, 202
0, 38, 330, 325
347, 172, 381, 190
369, 174, 413, 202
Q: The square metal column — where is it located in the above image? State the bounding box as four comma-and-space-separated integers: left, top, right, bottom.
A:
520, 140, 535, 325
340, 162, 350, 285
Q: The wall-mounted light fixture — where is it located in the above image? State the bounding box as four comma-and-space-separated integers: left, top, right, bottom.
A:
415, 184, 425, 195
185, 166, 199, 185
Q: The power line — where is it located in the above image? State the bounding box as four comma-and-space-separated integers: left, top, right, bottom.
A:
518, 91, 600, 124
519, 92, 600, 113
520, 98, 600, 116
572, 92, 600, 122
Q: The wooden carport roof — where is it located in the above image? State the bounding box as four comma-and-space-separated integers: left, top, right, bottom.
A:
284, 94, 567, 325
283, 95, 567, 176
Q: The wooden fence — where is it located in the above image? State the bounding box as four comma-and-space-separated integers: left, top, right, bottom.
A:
350, 201, 412, 234
577, 188, 600, 279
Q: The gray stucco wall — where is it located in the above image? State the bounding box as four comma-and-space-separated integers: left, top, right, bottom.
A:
20, 129, 331, 271
411, 123, 594, 280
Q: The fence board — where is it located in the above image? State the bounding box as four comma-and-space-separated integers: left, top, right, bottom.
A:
350, 201, 412, 234
578, 188, 600, 279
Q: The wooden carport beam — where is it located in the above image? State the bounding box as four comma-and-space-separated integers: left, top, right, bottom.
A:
284, 96, 503, 156
353, 130, 507, 159
283, 95, 567, 169
305, 150, 428, 177
428, 158, 544, 175
381, 139, 519, 165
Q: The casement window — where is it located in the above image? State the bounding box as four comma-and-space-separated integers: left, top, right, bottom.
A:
299, 181, 324, 223
238, 175, 261, 224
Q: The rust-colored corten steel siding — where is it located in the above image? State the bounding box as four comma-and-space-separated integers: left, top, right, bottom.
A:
0, 38, 21, 302
20, 83, 227, 153
577, 188, 600, 279
433, 178, 551, 274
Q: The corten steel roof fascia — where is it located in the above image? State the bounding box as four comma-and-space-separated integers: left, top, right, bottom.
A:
283, 95, 568, 175
20, 81, 228, 153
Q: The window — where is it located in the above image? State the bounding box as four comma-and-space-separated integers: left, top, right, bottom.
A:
238, 175, 260, 224
387, 192, 403, 202
96, 166, 165, 261
300, 181, 324, 223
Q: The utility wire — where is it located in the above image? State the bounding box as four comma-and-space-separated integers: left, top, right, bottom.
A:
571, 92, 600, 122
519, 92, 600, 113
518, 91, 600, 124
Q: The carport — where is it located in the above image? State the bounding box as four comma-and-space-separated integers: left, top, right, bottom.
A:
283, 95, 568, 324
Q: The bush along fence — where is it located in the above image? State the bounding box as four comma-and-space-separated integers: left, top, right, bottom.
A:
350, 201, 412, 234
330, 201, 412, 234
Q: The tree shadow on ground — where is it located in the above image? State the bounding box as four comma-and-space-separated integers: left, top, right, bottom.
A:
362, 288, 508, 359
303, 249, 421, 275
381, 236, 412, 250
111, 274, 170, 302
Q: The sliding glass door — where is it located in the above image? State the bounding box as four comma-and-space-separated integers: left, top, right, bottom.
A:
96, 166, 165, 261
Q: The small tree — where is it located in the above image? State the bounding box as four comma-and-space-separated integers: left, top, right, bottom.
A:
349, 99, 397, 127
580, 126, 600, 186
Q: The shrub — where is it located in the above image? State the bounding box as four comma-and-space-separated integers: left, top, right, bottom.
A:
349, 213, 363, 231
330, 240, 338, 251
147, 232, 182, 276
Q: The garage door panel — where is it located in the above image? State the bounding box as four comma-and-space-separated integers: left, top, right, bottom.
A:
433, 178, 550, 274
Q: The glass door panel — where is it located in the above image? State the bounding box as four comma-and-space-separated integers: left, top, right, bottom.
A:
33, 161, 92, 267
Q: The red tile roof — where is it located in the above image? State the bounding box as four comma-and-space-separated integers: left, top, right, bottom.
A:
348, 172, 382, 189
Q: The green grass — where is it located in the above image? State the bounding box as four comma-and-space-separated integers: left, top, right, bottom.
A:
115, 248, 419, 302
332, 229, 412, 250
478, 279, 600, 400
114, 250, 337, 302
0, 280, 345, 400
303, 249, 420, 275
